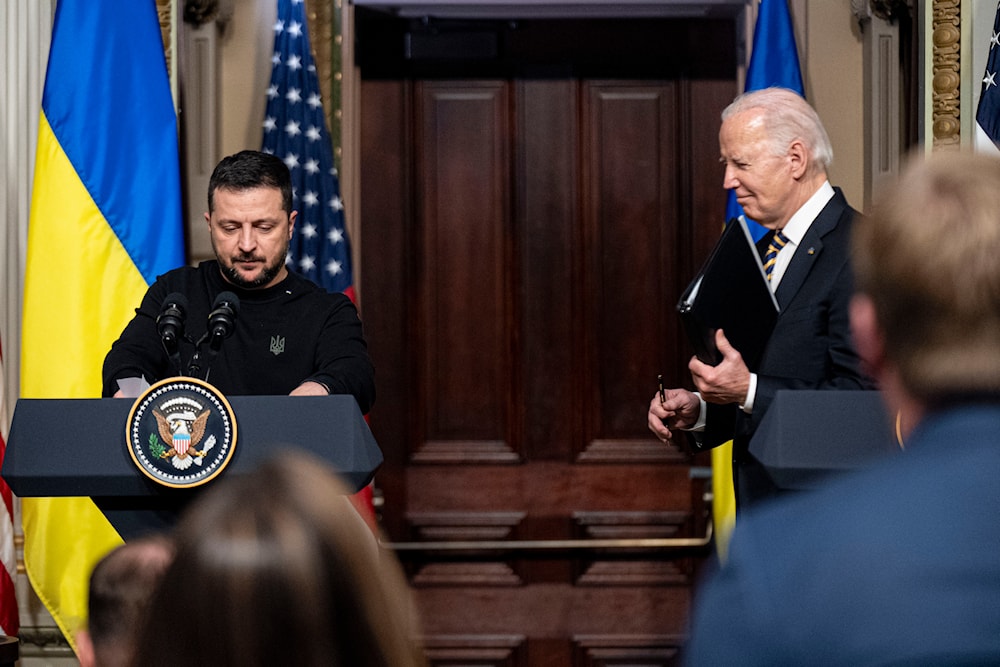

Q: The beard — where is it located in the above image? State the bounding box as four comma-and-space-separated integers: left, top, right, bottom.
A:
219, 252, 286, 288
213, 233, 290, 289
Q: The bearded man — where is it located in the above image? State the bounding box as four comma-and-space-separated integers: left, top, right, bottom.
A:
102, 150, 374, 411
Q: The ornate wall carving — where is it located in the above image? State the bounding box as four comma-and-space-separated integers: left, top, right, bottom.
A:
305, 0, 343, 169
932, 0, 961, 148
156, 0, 173, 74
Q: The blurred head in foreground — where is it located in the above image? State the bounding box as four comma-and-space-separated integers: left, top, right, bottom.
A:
131, 449, 425, 667
851, 151, 1000, 428
78, 535, 174, 667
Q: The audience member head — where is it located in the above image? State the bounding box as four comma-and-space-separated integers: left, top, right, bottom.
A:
77, 535, 174, 667
130, 449, 425, 667
851, 151, 1000, 417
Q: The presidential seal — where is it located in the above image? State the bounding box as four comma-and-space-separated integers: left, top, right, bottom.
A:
126, 377, 237, 488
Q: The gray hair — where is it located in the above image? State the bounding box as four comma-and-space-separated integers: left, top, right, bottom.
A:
722, 87, 833, 174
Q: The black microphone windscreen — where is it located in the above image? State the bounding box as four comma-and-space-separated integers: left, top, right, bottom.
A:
163, 292, 189, 314
157, 292, 189, 349
214, 291, 240, 316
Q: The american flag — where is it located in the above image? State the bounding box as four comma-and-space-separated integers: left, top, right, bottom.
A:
261, 1, 376, 527
975, 4, 1000, 154
262, 0, 355, 299
0, 337, 19, 636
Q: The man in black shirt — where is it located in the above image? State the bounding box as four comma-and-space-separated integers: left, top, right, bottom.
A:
103, 150, 375, 412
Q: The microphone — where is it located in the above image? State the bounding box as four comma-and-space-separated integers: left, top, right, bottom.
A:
187, 292, 240, 381
156, 293, 189, 375
207, 291, 240, 349
156, 293, 188, 348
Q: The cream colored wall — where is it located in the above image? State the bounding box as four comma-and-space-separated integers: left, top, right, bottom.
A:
805, 3, 866, 210
218, 0, 275, 156
790, 0, 866, 210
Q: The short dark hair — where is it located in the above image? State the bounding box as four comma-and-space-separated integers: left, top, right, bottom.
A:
87, 535, 173, 667
207, 150, 293, 214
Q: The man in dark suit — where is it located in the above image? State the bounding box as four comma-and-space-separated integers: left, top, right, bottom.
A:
682, 150, 1000, 666
648, 87, 873, 508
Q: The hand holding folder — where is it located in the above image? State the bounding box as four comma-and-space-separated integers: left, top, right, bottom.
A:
676, 218, 779, 371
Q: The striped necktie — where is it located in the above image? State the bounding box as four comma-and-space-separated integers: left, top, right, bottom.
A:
763, 230, 790, 281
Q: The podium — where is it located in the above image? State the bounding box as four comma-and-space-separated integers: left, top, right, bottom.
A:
2, 395, 383, 539
748, 390, 901, 492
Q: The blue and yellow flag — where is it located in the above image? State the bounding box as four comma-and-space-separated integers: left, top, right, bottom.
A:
715, 0, 804, 562
21, 0, 184, 649
725, 0, 805, 243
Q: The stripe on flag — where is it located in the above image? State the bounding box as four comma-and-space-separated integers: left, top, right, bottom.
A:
21, 0, 185, 650
0, 338, 19, 636
261, 0, 376, 528
261, 0, 356, 299
725, 0, 805, 243
715, 0, 805, 561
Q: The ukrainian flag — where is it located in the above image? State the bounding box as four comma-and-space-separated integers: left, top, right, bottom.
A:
714, 0, 804, 562
725, 0, 804, 243
21, 0, 184, 650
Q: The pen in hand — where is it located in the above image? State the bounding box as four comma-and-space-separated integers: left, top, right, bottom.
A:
658, 374, 666, 403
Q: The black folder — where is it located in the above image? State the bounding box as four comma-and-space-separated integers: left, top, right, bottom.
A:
677, 217, 779, 370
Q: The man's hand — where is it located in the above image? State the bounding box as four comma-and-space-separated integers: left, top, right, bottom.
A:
289, 380, 330, 396
689, 329, 751, 405
648, 388, 700, 445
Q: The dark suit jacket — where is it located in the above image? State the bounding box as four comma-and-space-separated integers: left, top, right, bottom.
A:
684, 403, 1000, 666
695, 188, 875, 507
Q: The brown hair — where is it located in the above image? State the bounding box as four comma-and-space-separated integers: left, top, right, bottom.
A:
130, 449, 425, 667
208, 150, 293, 214
86, 535, 173, 667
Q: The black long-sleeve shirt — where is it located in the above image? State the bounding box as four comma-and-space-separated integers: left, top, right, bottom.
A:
102, 261, 375, 412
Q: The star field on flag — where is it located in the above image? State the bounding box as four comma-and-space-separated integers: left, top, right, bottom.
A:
262, 0, 355, 294
975, 4, 1000, 154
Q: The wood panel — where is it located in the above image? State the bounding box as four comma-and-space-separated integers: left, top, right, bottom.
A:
517, 79, 580, 461
581, 81, 681, 462
573, 635, 685, 667
358, 79, 412, 537
424, 635, 528, 667
358, 16, 737, 665
414, 81, 519, 463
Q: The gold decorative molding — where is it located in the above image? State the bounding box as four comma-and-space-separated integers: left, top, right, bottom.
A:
931, 0, 961, 149
156, 0, 173, 74
305, 0, 344, 171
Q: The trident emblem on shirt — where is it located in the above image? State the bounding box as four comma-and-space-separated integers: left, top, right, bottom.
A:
270, 335, 285, 356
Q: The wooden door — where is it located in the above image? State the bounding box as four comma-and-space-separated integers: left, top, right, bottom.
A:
358, 14, 736, 666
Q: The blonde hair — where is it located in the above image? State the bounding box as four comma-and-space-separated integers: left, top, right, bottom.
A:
852, 151, 1000, 401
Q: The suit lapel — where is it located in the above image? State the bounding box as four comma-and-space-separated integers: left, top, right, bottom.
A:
774, 189, 848, 309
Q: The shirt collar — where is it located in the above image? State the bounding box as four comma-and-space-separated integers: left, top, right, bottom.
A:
778, 180, 834, 245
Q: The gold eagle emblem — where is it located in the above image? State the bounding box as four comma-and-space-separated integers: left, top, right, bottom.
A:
153, 408, 211, 461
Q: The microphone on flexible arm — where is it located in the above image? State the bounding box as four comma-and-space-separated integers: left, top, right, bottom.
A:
156, 292, 189, 376
187, 292, 240, 382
